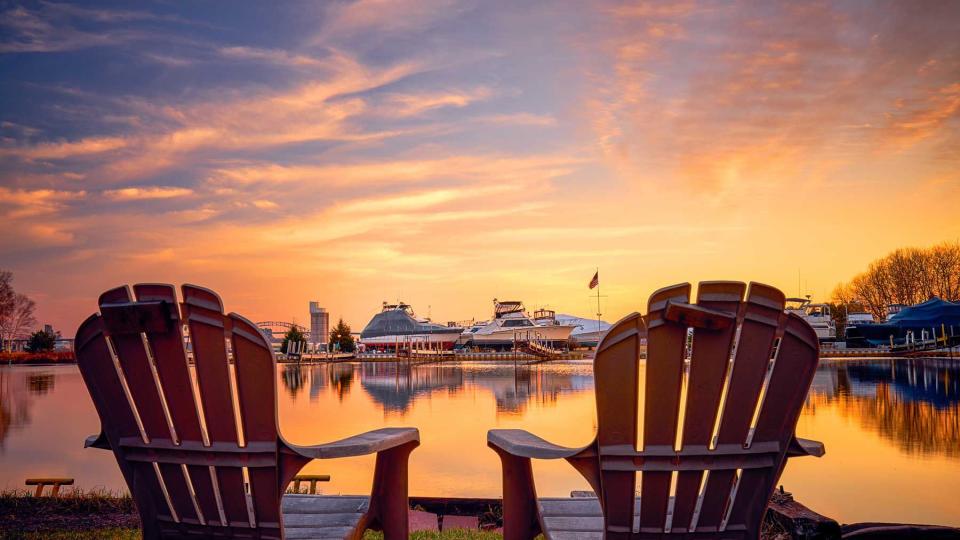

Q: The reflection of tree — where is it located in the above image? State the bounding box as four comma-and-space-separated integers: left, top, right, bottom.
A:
0, 369, 41, 449
328, 363, 355, 402
281, 365, 307, 398
27, 373, 54, 394
807, 360, 960, 458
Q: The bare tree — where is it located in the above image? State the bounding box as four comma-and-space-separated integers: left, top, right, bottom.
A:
832, 241, 960, 321
0, 271, 37, 351
0, 271, 14, 320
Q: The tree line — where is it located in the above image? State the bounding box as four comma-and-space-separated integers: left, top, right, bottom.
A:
831, 241, 960, 321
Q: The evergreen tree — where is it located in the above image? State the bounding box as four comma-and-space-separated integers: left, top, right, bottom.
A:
281, 325, 306, 355
329, 318, 355, 353
26, 328, 56, 352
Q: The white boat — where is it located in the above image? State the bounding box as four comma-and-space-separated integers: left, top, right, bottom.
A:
461, 300, 577, 349
785, 297, 836, 341
359, 302, 463, 351
554, 313, 611, 347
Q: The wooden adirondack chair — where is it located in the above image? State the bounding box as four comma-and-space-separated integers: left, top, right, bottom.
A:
75, 283, 419, 539
488, 281, 824, 540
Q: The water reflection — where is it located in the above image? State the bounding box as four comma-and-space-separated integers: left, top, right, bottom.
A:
279, 361, 594, 415
1, 360, 958, 526
807, 359, 960, 458
0, 370, 56, 448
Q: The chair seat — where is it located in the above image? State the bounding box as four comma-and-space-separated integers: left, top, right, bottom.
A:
538, 497, 675, 540
281, 494, 370, 539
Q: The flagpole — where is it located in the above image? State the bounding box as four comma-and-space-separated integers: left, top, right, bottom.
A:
595, 267, 601, 344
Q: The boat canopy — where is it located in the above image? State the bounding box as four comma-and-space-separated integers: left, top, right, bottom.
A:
886, 297, 960, 328
360, 308, 460, 339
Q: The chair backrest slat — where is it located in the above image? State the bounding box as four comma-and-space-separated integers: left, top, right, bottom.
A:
638, 284, 690, 532
670, 281, 745, 532
98, 286, 206, 526
179, 285, 252, 528
593, 311, 644, 539
695, 283, 785, 531
76, 314, 141, 441
231, 313, 282, 530
180, 285, 238, 444
726, 314, 819, 529
131, 284, 222, 526
98, 286, 172, 442
589, 281, 819, 539
132, 284, 204, 442
75, 314, 175, 527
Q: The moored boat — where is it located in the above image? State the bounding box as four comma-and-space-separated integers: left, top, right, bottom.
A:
359, 302, 463, 352
460, 300, 577, 350
845, 297, 960, 347
785, 297, 836, 341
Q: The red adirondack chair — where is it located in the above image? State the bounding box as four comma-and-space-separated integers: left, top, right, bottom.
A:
488, 281, 824, 539
76, 283, 419, 539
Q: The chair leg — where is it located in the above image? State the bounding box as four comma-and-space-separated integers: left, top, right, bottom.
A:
491, 446, 541, 540
369, 440, 419, 540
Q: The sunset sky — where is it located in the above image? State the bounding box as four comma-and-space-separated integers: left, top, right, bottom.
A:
1, 1, 959, 335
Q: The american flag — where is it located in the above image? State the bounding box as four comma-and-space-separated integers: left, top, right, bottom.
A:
589, 271, 599, 289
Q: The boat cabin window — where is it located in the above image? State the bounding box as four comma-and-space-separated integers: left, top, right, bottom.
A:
807, 305, 830, 317
502, 319, 534, 328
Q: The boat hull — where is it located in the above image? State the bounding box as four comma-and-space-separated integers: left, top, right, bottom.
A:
360, 331, 463, 351
463, 325, 576, 348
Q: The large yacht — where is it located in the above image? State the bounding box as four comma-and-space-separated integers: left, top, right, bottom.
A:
785, 297, 836, 341
359, 302, 463, 352
460, 300, 577, 350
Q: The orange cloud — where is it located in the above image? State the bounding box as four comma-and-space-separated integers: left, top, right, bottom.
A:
0, 187, 86, 218
103, 186, 194, 200
1, 136, 127, 161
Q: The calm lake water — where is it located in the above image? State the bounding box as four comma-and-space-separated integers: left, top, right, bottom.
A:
1, 358, 958, 526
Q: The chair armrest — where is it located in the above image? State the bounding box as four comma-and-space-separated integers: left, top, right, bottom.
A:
85, 431, 111, 450
284, 427, 419, 459
488, 429, 587, 459
787, 436, 825, 458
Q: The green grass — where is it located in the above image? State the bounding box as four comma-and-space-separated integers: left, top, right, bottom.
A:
0, 488, 134, 514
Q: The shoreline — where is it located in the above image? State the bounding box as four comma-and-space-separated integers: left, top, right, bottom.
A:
4, 352, 960, 368
3, 489, 958, 538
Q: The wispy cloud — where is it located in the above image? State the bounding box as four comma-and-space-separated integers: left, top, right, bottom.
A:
0, 186, 86, 218
380, 87, 493, 117
1, 136, 128, 161
218, 46, 326, 68
103, 186, 194, 201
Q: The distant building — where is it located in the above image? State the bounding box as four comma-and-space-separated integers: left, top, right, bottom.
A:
310, 302, 329, 349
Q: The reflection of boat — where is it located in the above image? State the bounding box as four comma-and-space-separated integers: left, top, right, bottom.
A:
785, 297, 836, 341
461, 300, 576, 350
357, 362, 593, 414
359, 302, 463, 352
846, 297, 960, 347
806, 359, 959, 458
